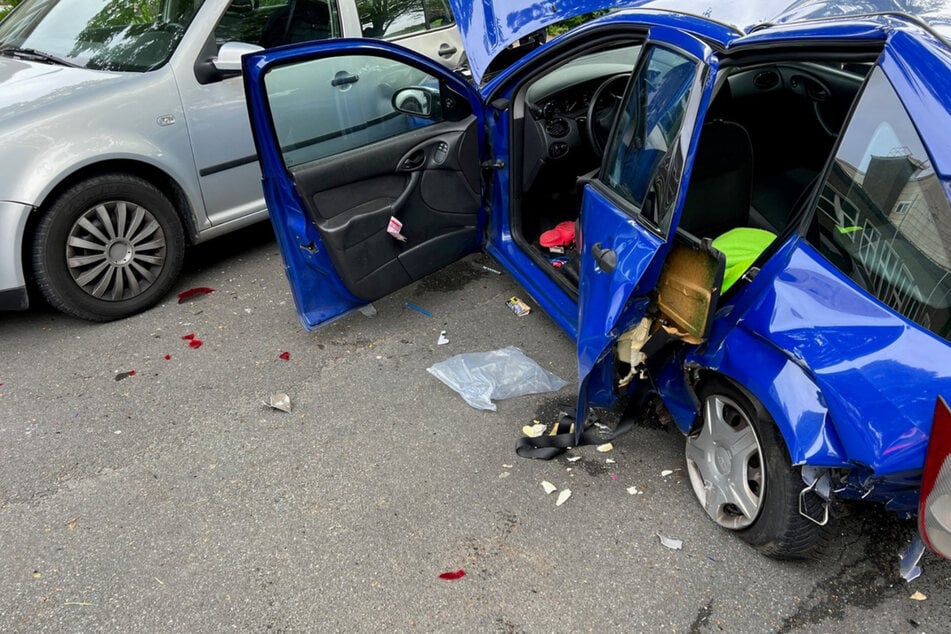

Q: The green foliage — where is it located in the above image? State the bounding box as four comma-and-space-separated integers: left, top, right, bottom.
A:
547, 10, 608, 36
0, 0, 23, 21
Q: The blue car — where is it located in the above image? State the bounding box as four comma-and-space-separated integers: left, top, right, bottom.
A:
242, 0, 951, 561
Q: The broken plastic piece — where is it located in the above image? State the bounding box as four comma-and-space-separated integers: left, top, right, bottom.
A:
627, 486, 642, 495
566, 456, 581, 463
114, 370, 136, 381
279, 351, 291, 361
541, 481, 557, 494
439, 569, 466, 581
596, 443, 614, 453
481, 265, 502, 275
606, 458, 616, 464
522, 424, 546, 438
405, 302, 432, 317
177, 287, 214, 303
264, 393, 291, 413
505, 296, 531, 317
437, 331, 449, 345
661, 469, 674, 477
616, 317, 652, 388
900, 537, 926, 582
164, 354, 171, 360
188, 339, 203, 349
555, 489, 572, 506
910, 591, 927, 601
427, 346, 568, 411
181, 333, 195, 340
656, 533, 683, 550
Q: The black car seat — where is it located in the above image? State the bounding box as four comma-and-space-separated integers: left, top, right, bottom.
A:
679, 120, 754, 239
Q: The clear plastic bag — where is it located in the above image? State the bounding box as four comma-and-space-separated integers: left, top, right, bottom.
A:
426, 346, 569, 411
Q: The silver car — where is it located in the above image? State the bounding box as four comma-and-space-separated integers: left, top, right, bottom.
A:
0, 0, 464, 320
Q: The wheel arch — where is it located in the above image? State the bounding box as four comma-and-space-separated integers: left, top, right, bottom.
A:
23, 159, 198, 278
684, 328, 851, 468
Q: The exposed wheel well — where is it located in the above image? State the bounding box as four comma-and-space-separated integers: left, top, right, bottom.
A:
690, 370, 781, 451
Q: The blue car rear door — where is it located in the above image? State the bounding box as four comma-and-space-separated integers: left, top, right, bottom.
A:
243, 41, 486, 329
575, 26, 718, 429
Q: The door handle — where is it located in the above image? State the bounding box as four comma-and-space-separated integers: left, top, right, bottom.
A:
399, 150, 426, 171
591, 242, 617, 273
438, 43, 457, 57
331, 72, 359, 88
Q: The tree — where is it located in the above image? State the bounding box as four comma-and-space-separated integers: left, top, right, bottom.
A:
1, 0, 23, 21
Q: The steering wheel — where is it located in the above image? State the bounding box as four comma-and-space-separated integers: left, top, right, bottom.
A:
586, 73, 630, 155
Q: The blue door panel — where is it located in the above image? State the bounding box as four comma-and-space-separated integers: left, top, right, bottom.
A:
243, 40, 486, 330
577, 186, 665, 382
261, 174, 365, 330
573, 26, 717, 433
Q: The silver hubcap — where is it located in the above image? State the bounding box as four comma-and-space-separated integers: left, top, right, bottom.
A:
65, 201, 166, 301
685, 394, 764, 530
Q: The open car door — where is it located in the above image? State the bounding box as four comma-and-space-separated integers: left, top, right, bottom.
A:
243, 41, 486, 329
575, 27, 718, 435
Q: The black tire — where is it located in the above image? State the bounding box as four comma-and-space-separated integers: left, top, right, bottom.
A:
685, 380, 827, 559
32, 173, 185, 322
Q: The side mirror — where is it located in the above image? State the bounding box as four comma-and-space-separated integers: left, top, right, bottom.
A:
213, 41, 264, 74
392, 86, 441, 119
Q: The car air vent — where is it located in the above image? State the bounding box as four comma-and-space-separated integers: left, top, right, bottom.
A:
546, 117, 570, 138
753, 70, 779, 90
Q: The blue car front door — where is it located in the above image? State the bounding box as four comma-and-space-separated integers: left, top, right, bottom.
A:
575, 27, 718, 432
243, 41, 487, 330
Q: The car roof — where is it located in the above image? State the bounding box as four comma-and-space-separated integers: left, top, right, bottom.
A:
769, 0, 951, 41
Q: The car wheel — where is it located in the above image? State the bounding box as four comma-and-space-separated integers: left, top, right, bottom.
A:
685, 380, 825, 559
32, 174, 185, 322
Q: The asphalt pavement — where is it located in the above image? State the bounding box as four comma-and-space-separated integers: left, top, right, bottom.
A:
1, 225, 948, 632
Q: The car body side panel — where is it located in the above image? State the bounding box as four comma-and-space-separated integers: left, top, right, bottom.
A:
727, 239, 951, 475
0, 201, 31, 300
686, 325, 852, 467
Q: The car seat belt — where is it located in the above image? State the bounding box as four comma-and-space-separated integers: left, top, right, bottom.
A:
515, 387, 650, 460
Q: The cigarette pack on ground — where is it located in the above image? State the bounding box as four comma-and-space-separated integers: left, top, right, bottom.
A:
506, 296, 531, 317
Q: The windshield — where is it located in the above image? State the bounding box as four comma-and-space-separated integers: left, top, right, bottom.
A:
0, 0, 204, 71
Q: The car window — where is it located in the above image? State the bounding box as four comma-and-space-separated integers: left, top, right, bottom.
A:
264, 53, 442, 167
357, 0, 454, 39
0, 0, 203, 71
601, 45, 697, 234
215, 0, 341, 48
809, 68, 951, 340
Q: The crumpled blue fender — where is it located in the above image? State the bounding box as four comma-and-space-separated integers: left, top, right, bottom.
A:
682, 325, 851, 467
